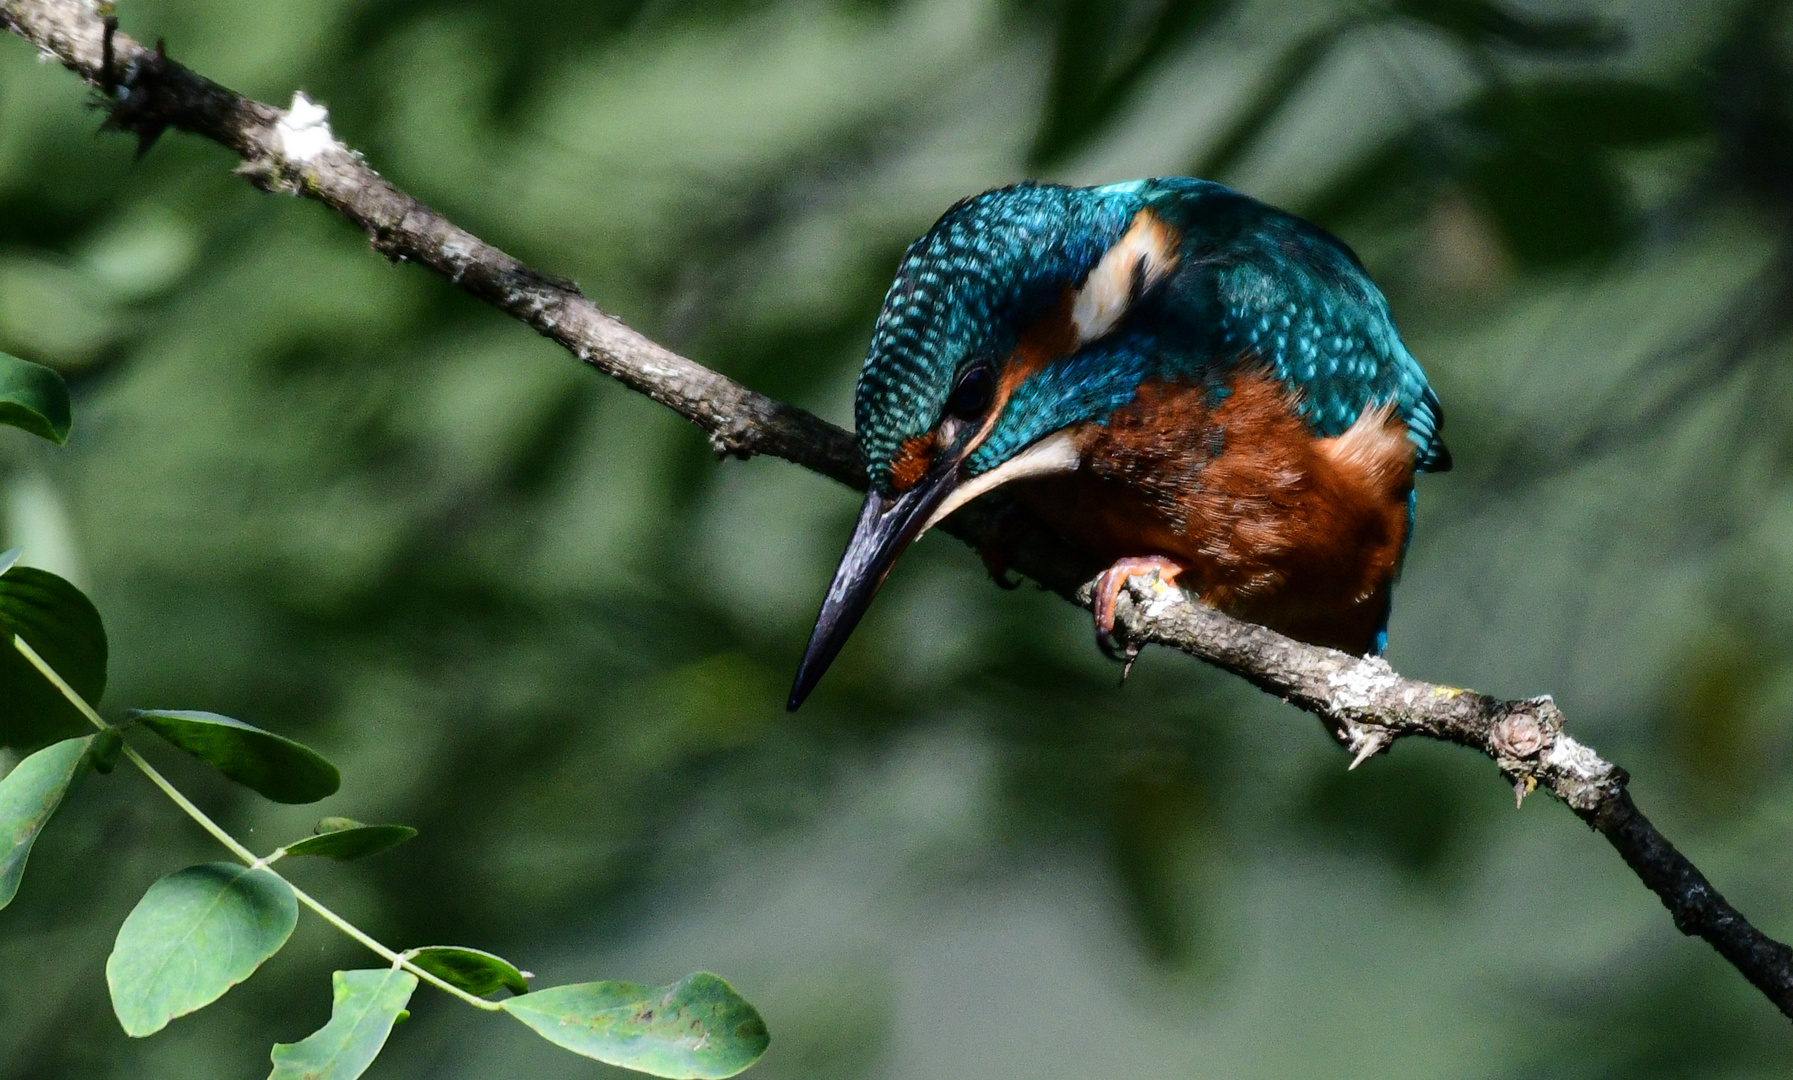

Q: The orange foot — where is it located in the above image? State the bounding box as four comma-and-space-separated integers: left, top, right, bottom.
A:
1093, 555, 1184, 652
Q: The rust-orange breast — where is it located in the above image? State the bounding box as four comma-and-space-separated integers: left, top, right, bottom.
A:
1014, 370, 1417, 654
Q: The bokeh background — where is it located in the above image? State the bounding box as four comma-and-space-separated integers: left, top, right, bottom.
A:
4, 0, 1793, 1076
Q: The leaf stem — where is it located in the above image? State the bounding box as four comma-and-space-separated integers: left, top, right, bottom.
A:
283, 879, 502, 1010
10, 632, 504, 1013
12, 632, 107, 732
120, 743, 259, 862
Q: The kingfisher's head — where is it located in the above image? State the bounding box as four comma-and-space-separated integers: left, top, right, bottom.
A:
787, 179, 1198, 709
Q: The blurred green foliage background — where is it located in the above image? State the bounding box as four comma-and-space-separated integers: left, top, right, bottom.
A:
5, 0, 1793, 1075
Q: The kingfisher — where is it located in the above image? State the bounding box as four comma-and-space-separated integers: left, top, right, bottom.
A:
786, 178, 1449, 710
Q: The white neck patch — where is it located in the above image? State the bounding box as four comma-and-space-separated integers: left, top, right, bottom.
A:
1070, 209, 1179, 345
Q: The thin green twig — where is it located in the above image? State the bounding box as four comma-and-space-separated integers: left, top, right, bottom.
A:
10, 632, 505, 1013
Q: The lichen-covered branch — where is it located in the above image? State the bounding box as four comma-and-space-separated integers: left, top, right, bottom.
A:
6, 0, 1793, 1022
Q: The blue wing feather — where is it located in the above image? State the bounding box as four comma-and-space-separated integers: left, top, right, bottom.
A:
1146, 181, 1450, 472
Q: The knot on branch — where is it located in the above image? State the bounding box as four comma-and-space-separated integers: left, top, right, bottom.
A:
95, 17, 171, 157
707, 415, 759, 460
1488, 701, 1556, 807
1486, 696, 1627, 813
1491, 702, 1550, 762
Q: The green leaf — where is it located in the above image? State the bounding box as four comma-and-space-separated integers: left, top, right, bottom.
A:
0, 353, 71, 443
107, 862, 298, 1037
503, 972, 769, 1079
0, 735, 91, 910
283, 821, 416, 861
129, 710, 340, 804
268, 968, 417, 1080
406, 946, 529, 997
0, 565, 108, 750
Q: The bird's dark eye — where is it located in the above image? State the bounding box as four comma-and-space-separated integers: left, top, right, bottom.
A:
944, 364, 996, 421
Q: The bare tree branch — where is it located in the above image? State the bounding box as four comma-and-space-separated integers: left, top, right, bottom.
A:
7, 0, 1793, 1021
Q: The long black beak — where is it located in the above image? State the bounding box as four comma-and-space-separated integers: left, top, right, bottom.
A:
787, 462, 959, 711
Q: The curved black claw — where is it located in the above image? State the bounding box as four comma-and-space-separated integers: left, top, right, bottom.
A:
1094, 600, 1133, 660
1095, 623, 1136, 663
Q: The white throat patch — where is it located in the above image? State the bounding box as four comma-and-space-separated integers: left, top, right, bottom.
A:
918, 429, 1082, 538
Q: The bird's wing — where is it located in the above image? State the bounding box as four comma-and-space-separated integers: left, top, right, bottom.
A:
1145, 181, 1449, 473
1210, 225, 1448, 472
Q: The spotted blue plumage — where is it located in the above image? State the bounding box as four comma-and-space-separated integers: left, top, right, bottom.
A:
856, 184, 1137, 489
857, 178, 1449, 488
1189, 182, 1447, 467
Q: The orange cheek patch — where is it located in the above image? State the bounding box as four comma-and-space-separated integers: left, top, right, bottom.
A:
889, 434, 935, 491
983, 288, 1079, 445
1317, 402, 1415, 489
1003, 288, 1079, 394
931, 289, 1082, 471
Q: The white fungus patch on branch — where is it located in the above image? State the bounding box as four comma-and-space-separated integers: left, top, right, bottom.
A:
274, 91, 335, 163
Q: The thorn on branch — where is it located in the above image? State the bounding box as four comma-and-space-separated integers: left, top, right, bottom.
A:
1347, 727, 1391, 770
1118, 644, 1140, 685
